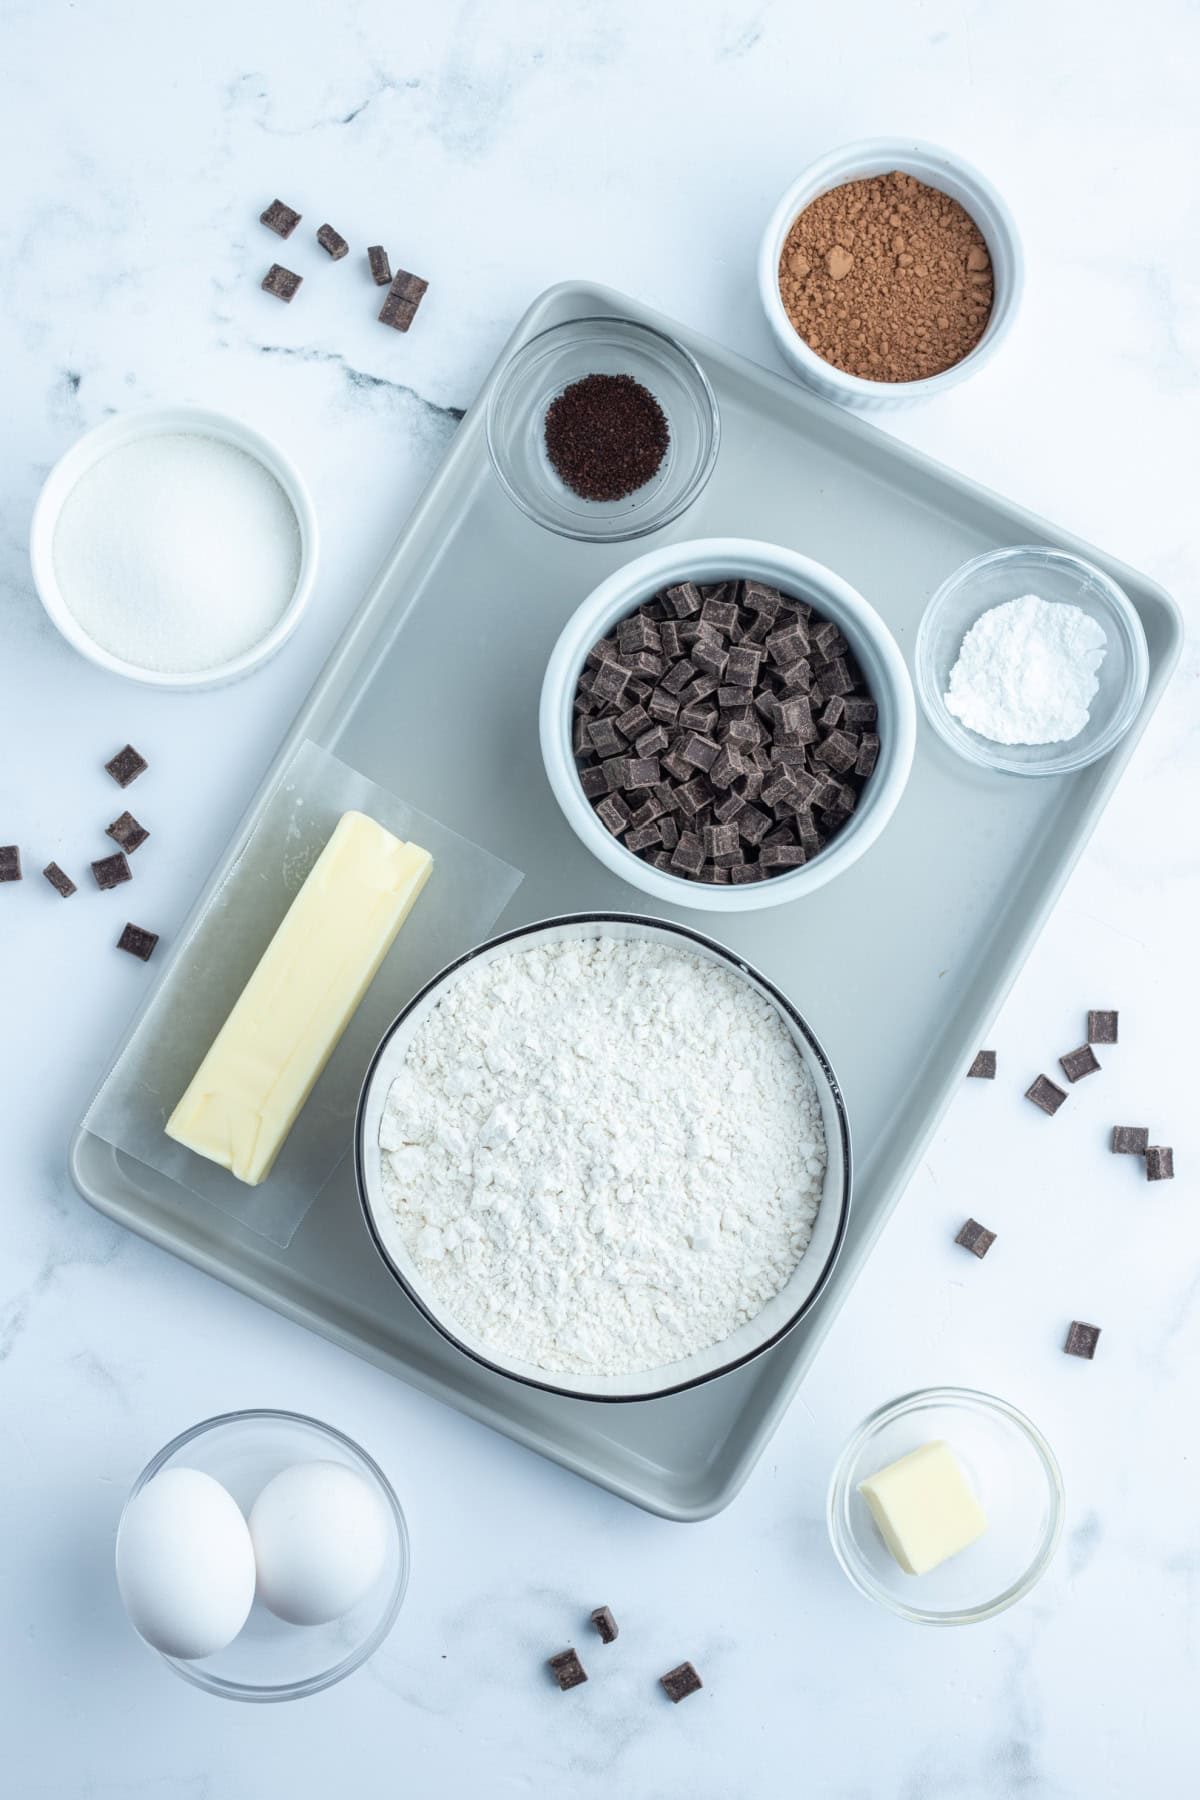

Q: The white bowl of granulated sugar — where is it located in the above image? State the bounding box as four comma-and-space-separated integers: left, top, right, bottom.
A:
354, 913, 852, 1405
30, 406, 318, 689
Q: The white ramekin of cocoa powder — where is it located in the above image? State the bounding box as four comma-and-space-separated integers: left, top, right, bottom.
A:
758, 138, 1023, 410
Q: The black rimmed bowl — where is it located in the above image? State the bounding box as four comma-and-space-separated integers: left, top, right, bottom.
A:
354, 914, 851, 1403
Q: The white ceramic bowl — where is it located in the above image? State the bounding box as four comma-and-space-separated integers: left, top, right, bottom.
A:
29, 405, 318, 688
355, 913, 852, 1402
540, 537, 916, 911
758, 137, 1024, 410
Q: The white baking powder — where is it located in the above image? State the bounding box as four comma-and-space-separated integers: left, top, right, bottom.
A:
944, 593, 1107, 745
379, 936, 827, 1376
52, 433, 301, 673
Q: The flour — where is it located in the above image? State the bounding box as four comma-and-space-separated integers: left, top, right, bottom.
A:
379, 936, 827, 1376
944, 594, 1108, 745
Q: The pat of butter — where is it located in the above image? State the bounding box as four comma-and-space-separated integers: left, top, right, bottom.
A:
858, 1440, 987, 1576
166, 811, 432, 1185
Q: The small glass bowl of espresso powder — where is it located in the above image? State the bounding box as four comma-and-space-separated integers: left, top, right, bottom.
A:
487, 317, 719, 542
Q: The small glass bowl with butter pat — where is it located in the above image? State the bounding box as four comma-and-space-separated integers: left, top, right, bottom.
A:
826, 1386, 1063, 1624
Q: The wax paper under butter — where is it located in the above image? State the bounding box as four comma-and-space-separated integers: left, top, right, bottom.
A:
84, 739, 523, 1247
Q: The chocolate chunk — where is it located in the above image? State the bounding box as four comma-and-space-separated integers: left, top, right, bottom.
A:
810, 617, 839, 656
586, 637, 620, 670
602, 755, 630, 792
591, 660, 630, 706
91, 851, 132, 891
759, 844, 806, 869
316, 222, 349, 260
766, 621, 809, 667
742, 580, 782, 617
1087, 1010, 1118, 1045
596, 795, 632, 836
678, 702, 718, 735
367, 244, 392, 285
624, 757, 661, 790
967, 1050, 996, 1080
0, 845, 20, 883
674, 777, 711, 818
625, 823, 661, 853
819, 656, 857, 696
691, 639, 728, 679
813, 728, 858, 773
1146, 1145, 1175, 1181
699, 598, 738, 635
648, 688, 681, 726
1111, 1125, 1149, 1155
1026, 1074, 1067, 1115
634, 725, 669, 759
106, 811, 149, 855
670, 831, 705, 876
658, 814, 679, 851
819, 694, 846, 729
660, 1662, 702, 1704
1059, 1044, 1100, 1084
1064, 1321, 1101, 1360
260, 198, 301, 238
579, 767, 608, 799
662, 581, 702, 618
619, 615, 662, 655
116, 922, 159, 962
378, 268, 428, 331
842, 696, 878, 726
724, 644, 762, 685
105, 744, 148, 788
262, 263, 303, 302
854, 732, 880, 778
955, 1218, 996, 1258
42, 861, 76, 898
703, 821, 739, 860
680, 734, 719, 773
590, 1606, 618, 1645
586, 717, 624, 758
730, 863, 767, 883
548, 1649, 588, 1691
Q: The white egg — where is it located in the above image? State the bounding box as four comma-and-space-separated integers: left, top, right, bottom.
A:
116, 1467, 256, 1659
248, 1460, 390, 1626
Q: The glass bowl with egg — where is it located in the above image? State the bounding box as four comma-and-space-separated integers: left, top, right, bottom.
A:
827, 1387, 1064, 1625
115, 1409, 408, 1701
915, 545, 1149, 777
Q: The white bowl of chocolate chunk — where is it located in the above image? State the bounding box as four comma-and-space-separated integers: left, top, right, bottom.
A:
539, 537, 916, 910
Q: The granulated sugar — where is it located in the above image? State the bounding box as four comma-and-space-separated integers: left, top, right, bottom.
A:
379, 935, 827, 1377
52, 432, 301, 673
945, 594, 1108, 745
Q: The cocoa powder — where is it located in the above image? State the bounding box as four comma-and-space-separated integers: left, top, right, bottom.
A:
777, 170, 993, 383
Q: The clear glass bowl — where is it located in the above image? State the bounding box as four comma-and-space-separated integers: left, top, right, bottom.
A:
915, 545, 1148, 776
485, 316, 719, 541
827, 1387, 1063, 1624
117, 1409, 409, 1701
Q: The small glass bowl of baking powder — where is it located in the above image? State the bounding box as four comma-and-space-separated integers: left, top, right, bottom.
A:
915, 545, 1149, 777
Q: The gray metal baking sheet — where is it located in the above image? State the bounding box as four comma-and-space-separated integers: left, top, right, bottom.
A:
69, 280, 1182, 1520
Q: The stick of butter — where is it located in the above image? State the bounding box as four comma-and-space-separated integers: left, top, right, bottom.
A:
857, 1440, 987, 1576
166, 810, 432, 1185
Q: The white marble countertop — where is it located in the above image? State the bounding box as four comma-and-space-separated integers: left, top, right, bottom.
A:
3, 3, 1197, 1795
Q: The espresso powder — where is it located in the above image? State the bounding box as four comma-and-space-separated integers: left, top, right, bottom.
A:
778, 171, 993, 383
544, 373, 670, 501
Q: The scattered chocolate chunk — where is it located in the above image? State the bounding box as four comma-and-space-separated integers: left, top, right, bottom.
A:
105, 744, 148, 788
367, 244, 392, 286
116, 922, 159, 962
0, 845, 21, 883
378, 267, 428, 332
262, 263, 303, 302
1026, 1074, 1068, 1116
1145, 1146, 1175, 1182
955, 1218, 996, 1259
260, 198, 301, 239
967, 1050, 996, 1080
660, 1661, 703, 1704
1059, 1044, 1101, 1084
548, 1649, 588, 1691
42, 861, 76, 899
106, 811, 149, 855
1111, 1125, 1149, 1156
91, 851, 131, 891
316, 222, 349, 260
1087, 1010, 1118, 1045
590, 1606, 618, 1644
1064, 1320, 1101, 1360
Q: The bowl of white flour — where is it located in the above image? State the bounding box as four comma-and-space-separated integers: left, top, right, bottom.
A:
915, 545, 1148, 776
355, 914, 850, 1402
